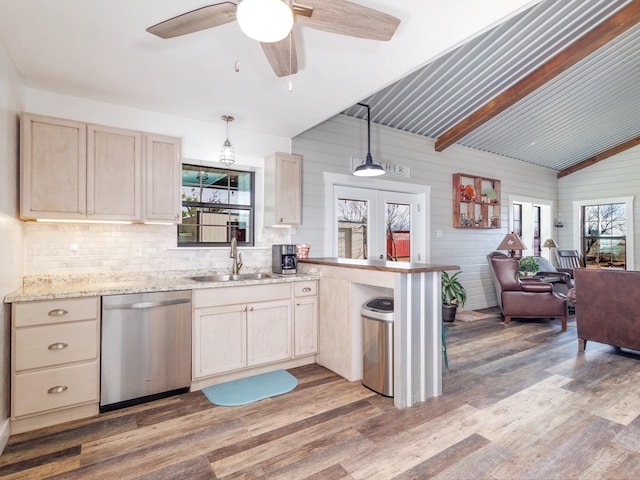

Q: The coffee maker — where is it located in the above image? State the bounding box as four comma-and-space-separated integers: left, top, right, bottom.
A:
272, 244, 297, 275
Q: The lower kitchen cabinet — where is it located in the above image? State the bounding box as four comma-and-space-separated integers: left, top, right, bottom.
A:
192, 280, 316, 385
294, 281, 318, 357
193, 304, 247, 377
11, 296, 100, 434
247, 300, 292, 366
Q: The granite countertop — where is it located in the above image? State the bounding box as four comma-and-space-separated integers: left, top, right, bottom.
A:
298, 257, 459, 273
4, 270, 319, 303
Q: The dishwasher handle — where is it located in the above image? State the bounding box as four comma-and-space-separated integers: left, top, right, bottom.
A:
103, 297, 191, 310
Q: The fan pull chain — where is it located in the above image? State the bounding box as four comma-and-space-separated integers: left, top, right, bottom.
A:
288, 31, 293, 92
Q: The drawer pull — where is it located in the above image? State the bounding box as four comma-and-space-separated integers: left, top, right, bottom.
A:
47, 385, 68, 394
48, 342, 69, 350
302, 287, 312, 292
48, 309, 69, 317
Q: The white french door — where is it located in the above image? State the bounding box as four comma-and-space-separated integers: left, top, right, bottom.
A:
334, 186, 422, 262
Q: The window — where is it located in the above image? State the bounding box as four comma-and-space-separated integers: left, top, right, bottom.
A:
582, 203, 626, 269
509, 196, 552, 260
533, 206, 541, 256
512, 203, 523, 258
178, 164, 254, 247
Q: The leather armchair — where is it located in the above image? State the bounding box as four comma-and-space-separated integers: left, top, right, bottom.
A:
487, 252, 568, 331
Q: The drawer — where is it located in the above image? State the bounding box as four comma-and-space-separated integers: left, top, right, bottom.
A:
14, 297, 99, 327
15, 320, 98, 371
13, 362, 98, 418
294, 281, 317, 297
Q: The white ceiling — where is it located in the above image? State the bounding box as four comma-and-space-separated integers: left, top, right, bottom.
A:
0, 0, 537, 138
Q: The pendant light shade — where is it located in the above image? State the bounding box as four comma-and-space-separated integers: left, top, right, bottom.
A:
220, 115, 235, 168
353, 103, 385, 177
236, 0, 294, 43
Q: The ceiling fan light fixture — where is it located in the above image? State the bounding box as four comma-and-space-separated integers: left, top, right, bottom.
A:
220, 115, 235, 168
236, 0, 294, 43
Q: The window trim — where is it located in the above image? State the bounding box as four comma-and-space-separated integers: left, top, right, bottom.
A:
572, 196, 635, 270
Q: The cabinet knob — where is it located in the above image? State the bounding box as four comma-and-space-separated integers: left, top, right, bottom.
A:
296, 302, 300, 306
47, 385, 68, 394
249, 307, 254, 311
48, 342, 69, 350
243, 306, 247, 312
279, 218, 283, 222
48, 309, 68, 316
302, 287, 311, 292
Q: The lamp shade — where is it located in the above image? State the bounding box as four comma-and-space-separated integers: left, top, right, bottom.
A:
236, 0, 293, 43
543, 238, 558, 248
497, 231, 527, 257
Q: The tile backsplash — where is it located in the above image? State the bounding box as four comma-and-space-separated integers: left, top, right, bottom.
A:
24, 222, 284, 275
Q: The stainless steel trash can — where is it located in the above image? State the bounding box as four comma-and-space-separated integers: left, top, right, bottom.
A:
361, 297, 394, 397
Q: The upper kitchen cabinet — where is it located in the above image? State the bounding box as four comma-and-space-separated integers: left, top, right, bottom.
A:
264, 152, 302, 226
87, 124, 142, 221
20, 113, 182, 223
20, 113, 87, 220
144, 134, 182, 223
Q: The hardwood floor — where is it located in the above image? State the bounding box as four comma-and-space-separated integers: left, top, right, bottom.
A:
3, 309, 640, 479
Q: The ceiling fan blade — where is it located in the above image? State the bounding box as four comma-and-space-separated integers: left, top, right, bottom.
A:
147, 2, 237, 39
261, 34, 298, 78
294, 0, 400, 41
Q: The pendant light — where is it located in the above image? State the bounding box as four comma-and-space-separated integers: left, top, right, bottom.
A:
236, 0, 294, 43
353, 103, 385, 177
220, 115, 235, 168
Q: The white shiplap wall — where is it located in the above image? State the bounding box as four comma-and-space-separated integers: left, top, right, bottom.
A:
292, 114, 559, 310
558, 144, 640, 268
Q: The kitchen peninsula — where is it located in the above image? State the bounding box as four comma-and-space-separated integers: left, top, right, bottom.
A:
298, 257, 459, 408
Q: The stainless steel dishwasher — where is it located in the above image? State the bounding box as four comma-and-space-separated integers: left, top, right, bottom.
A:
100, 290, 192, 411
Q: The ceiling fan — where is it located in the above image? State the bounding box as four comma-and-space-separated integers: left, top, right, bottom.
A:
146, 0, 401, 78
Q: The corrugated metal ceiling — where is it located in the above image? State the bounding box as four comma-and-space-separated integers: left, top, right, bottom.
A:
343, 0, 639, 172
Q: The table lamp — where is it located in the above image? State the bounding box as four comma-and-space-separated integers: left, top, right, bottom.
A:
497, 231, 527, 258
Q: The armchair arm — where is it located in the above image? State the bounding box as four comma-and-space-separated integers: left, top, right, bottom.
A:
535, 271, 572, 284
521, 282, 554, 293
557, 268, 574, 278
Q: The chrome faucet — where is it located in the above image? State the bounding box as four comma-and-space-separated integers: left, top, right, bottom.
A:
230, 237, 242, 274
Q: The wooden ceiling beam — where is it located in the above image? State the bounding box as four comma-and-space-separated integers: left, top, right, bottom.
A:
434, 1, 640, 153
558, 136, 640, 178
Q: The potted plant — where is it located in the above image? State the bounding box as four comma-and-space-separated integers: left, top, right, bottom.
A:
442, 271, 467, 322
518, 257, 540, 276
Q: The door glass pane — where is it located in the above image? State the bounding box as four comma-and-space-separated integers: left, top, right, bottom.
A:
385, 202, 410, 262
337, 198, 368, 259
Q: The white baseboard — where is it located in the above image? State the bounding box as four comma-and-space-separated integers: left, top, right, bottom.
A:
0, 418, 10, 455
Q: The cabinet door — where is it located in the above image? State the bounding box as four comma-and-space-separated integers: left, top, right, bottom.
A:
294, 296, 318, 357
247, 299, 292, 366
265, 152, 302, 226
193, 305, 246, 378
276, 153, 302, 225
87, 125, 142, 220
20, 113, 87, 219
145, 134, 182, 223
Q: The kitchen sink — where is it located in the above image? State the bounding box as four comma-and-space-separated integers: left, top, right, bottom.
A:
190, 272, 275, 282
